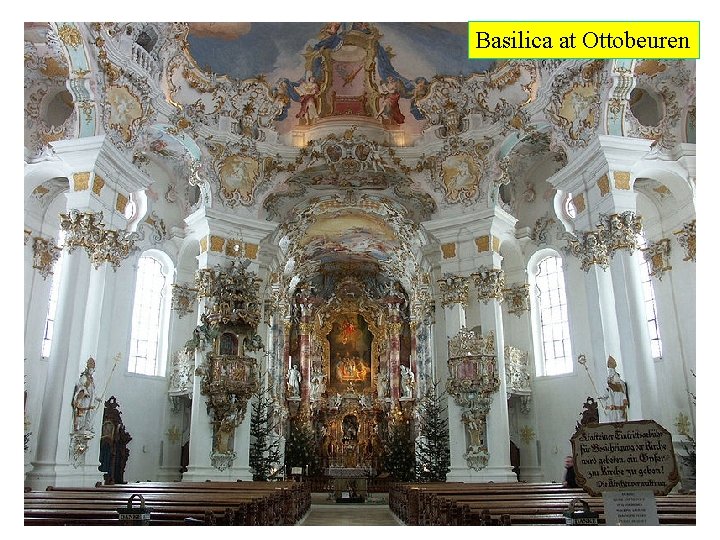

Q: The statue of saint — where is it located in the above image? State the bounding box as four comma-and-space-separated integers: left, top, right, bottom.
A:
72, 357, 99, 432
287, 364, 302, 397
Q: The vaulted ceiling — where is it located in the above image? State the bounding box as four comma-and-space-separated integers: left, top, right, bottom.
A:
24, 22, 696, 293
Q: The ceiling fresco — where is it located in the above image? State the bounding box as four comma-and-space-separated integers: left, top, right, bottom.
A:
24, 22, 696, 293
186, 22, 496, 137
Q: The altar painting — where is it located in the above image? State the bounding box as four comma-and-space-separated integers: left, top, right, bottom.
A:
328, 314, 373, 393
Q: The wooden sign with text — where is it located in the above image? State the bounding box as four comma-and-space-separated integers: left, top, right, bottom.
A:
570, 420, 680, 496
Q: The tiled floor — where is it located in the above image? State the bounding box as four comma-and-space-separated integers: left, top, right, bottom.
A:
298, 504, 403, 526
297, 494, 403, 526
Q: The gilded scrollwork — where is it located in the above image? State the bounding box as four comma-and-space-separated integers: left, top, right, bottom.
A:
504, 345, 531, 395
198, 353, 259, 461
545, 60, 606, 148
31, 236, 61, 279
566, 229, 609, 272
674, 220, 696, 262
171, 283, 197, 318
136, 211, 168, 245
437, 274, 469, 308
600, 212, 642, 255
531, 215, 561, 245
566, 212, 644, 271
503, 283, 530, 317
195, 260, 262, 328
59, 210, 139, 270
461, 398, 492, 471
419, 136, 494, 205
168, 348, 195, 400
472, 267, 505, 304
642, 238, 673, 280
446, 329, 498, 405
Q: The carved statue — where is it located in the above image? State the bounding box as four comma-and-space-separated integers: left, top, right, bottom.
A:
576, 396, 600, 430
377, 370, 389, 400
72, 357, 99, 433
287, 365, 301, 397
310, 371, 326, 401
601, 356, 629, 422
400, 365, 415, 398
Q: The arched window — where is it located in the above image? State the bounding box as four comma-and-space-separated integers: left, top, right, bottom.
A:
41, 231, 66, 358
530, 252, 574, 376
128, 252, 172, 376
637, 234, 663, 359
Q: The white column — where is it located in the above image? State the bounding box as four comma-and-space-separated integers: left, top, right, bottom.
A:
442, 302, 468, 479
26, 248, 104, 488
609, 251, 660, 420
475, 298, 516, 482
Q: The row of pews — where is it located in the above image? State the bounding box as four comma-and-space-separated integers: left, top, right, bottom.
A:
24, 480, 311, 526
389, 481, 696, 525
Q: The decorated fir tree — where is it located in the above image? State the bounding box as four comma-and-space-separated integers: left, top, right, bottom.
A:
383, 416, 416, 482
249, 383, 282, 481
283, 416, 322, 477
414, 380, 450, 482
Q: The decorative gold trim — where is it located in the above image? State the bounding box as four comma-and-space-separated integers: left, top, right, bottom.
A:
210, 235, 225, 252
32, 236, 61, 279
57, 24, 83, 49
59, 210, 137, 270
441, 242, 456, 259
298, 322, 314, 335
225, 239, 244, 258
505, 345, 531, 395
92, 175, 105, 196
388, 322, 403, 335
597, 174, 610, 197
642, 238, 672, 280
115, 193, 128, 214
475, 236, 490, 252
199, 237, 208, 253
503, 283, 530, 316
171, 284, 198, 318
572, 193, 585, 214
472, 267, 505, 304
520, 425, 536, 444
613, 171, 631, 190
437, 274, 469, 308
245, 243, 259, 260
73, 172, 90, 191
673, 220, 696, 262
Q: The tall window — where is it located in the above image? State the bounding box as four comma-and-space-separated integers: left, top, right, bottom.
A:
534, 255, 573, 375
637, 235, 663, 359
128, 253, 170, 376
41, 231, 66, 358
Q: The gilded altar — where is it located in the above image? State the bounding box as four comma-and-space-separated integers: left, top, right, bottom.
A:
285, 275, 415, 475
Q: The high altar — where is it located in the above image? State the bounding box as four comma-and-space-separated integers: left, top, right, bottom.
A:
284, 275, 416, 478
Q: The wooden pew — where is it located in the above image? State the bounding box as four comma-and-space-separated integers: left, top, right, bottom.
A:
389, 482, 696, 526
25, 480, 311, 526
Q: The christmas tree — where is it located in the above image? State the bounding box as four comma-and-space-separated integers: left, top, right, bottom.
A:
249, 382, 282, 481
383, 414, 416, 482
414, 380, 450, 482
283, 415, 322, 477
